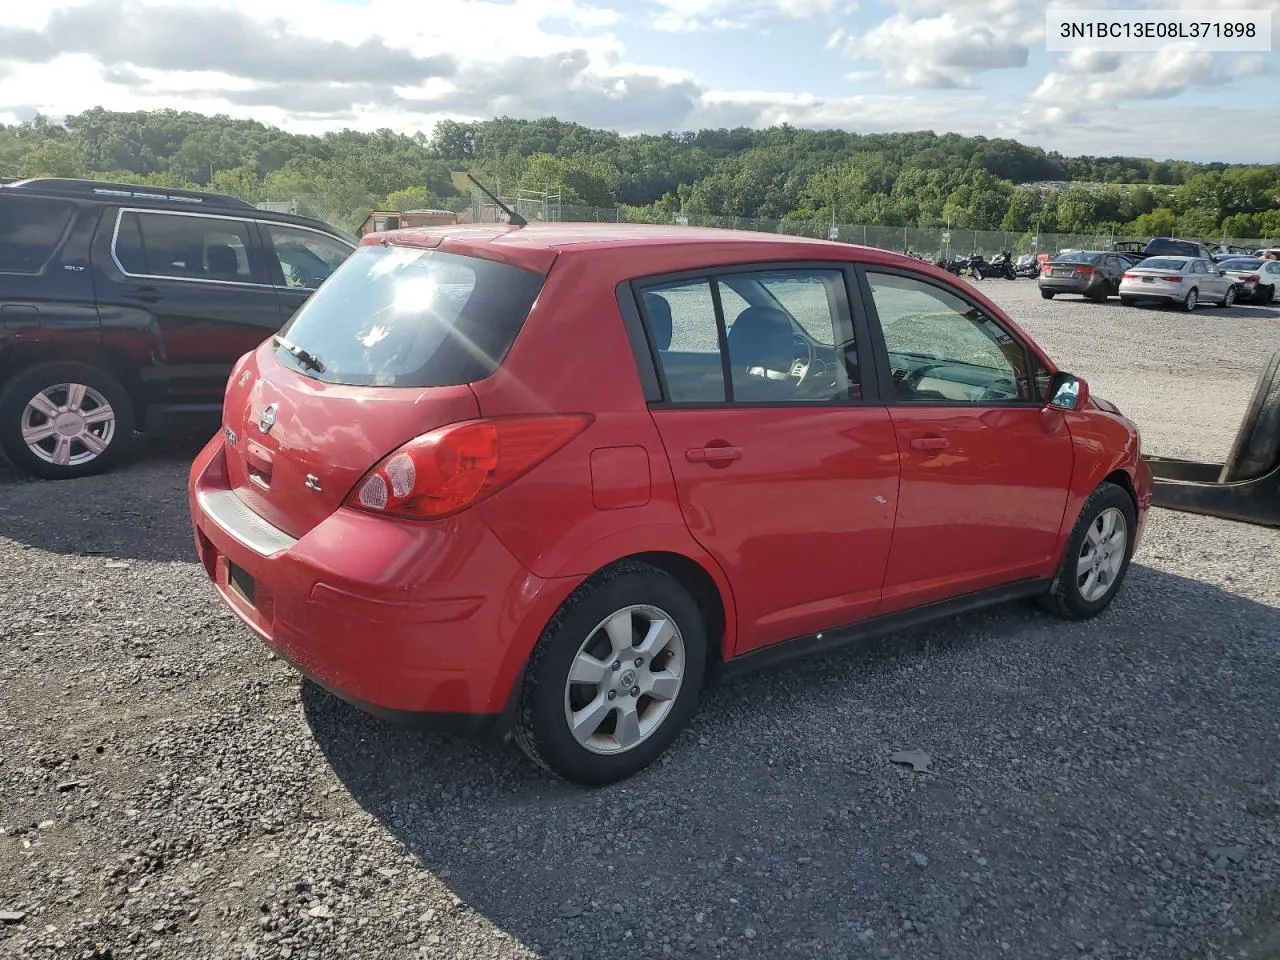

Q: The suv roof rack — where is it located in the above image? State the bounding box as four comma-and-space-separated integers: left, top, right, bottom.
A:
2, 177, 258, 211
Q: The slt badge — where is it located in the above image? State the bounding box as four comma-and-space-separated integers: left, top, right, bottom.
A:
258, 403, 279, 434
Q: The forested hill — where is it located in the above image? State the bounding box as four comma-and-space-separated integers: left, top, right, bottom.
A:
3, 108, 1277, 239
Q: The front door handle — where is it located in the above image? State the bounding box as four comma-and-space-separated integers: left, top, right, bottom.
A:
686, 445, 742, 464
909, 435, 949, 451
121, 285, 162, 304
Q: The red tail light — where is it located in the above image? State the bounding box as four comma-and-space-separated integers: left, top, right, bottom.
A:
1075, 265, 1096, 275
346, 415, 593, 520
1243, 274, 1260, 283
1122, 272, 1136, 279
1160, 275, 1184, 282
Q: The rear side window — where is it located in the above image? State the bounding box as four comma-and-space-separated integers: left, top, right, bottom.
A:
0, 195, 75, 274
274, 244, 545, 387
639, 267, 857, 405
115, 210, 257, 282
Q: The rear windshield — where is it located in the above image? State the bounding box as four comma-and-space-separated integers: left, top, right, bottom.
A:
1052, 251, 1102, 264
275, 244, 545, 387
1143, 239, 1198, 256
1219, 258, 1263, 270
1136, 258, 1187, 271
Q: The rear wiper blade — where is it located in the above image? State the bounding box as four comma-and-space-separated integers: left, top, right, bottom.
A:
272, 335, 325, 373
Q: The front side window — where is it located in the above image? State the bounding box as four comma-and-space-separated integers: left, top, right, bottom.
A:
640, 268, 857, 405
866, 271, 1030, 404
265, 224, 353, 290
114, 211, 256, 283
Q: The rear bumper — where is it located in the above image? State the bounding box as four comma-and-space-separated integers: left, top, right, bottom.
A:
187, 435, 578, 731
1039, 277, 1097, 294
1119, 281, 1183, 301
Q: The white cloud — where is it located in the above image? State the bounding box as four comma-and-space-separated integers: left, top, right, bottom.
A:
843, 12, 1031, 88
1033, 48, 1224, 105
645, 0, 841, 31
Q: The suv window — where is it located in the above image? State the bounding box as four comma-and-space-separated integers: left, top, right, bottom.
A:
115, 211, 257, 283
274, 244, 545, 388
865, 271, 1031, 403
264, 224, 352, 290
640, 268, 855, 405
0, 195, 76, 274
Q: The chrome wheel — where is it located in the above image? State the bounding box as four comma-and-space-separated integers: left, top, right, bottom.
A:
1076, 507, 1127, 603
20, 382, 116, 467
1224, 286, 1236, 307
563, 604, 686, 756
1183, 289, 1198, 311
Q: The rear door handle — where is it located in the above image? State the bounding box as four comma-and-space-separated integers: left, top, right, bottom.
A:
686, 445, 742, 464
909, 435, 949, 451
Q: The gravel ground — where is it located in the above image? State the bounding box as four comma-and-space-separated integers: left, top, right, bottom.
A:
1, 281, 1278, 960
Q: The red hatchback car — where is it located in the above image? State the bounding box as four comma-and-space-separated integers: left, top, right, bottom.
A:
189, 224, 1152, 785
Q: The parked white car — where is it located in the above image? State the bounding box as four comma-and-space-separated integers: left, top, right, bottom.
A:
1215, 257, 1280, 304
1118, 256, 1239, 310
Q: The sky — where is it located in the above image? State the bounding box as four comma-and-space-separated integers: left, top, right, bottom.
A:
0, 0, 1277, 164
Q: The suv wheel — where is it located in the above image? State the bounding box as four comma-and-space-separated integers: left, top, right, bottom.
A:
1039, 481, 1137, 620
514, 561, 707, 785
0, 361, 136, 480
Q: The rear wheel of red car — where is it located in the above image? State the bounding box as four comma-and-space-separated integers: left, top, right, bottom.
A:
1039, 482, 1137, 620
514, 561, 707, 786
0, 361, 136, 480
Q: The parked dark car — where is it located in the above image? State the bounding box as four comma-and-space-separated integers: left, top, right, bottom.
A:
1038, 250, 1130, 300
0, 177, 355, 479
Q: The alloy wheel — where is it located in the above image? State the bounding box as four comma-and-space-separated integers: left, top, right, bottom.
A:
1076, 507, 1127, 603
563, 604, 686, 756
20, 382, 117, 467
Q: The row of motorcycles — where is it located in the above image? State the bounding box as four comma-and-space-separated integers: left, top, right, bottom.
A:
926, 251, 1042, 281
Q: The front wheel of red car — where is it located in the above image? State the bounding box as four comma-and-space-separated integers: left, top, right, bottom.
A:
1040, 482, 1137, 620
514, 561, 707, 786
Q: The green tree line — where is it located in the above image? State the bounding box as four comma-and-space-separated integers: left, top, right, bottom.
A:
4, 108, 1277, 240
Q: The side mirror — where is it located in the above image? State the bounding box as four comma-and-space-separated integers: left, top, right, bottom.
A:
1046, 372, 1090, 411
1219, 270, 1228, 277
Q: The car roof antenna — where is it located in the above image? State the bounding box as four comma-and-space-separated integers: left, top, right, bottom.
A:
467, 174, 527, 227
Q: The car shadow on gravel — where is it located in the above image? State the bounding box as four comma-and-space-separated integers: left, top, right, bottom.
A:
303, 562, 1280, 960
0, 431, 210, 563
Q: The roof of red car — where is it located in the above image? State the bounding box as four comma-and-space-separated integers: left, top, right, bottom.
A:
363, 221, 860, 253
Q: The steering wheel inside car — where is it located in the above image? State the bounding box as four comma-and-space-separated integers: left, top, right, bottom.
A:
789, 333, 816, 386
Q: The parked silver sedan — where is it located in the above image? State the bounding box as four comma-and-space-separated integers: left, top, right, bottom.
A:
1216, 256, 1280, 304
1118, 256, 1238, 311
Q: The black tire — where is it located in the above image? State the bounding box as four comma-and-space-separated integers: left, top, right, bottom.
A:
513, 561, 708, 786
0, 361, 136, 480
1120, 297, 1137, 307
1039, 481, 1138, 620
1040, 290, 1055, 300
1254, 284, 1275, 305
1221, 285, 1237, 308
1219, 350, 1280, 483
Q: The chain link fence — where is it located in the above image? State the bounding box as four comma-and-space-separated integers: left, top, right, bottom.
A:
550, 203, 1271, 257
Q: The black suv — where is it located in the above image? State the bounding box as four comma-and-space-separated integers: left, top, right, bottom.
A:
0, 177, 356, 479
